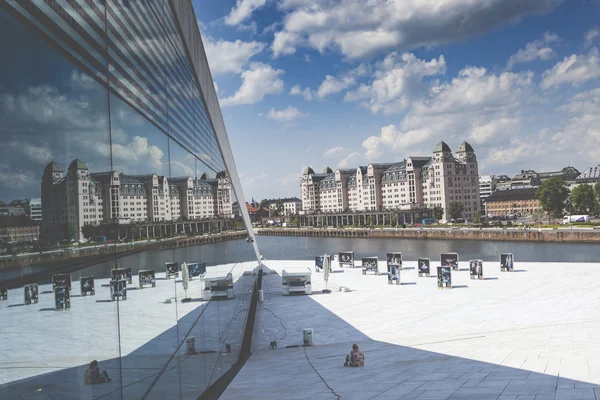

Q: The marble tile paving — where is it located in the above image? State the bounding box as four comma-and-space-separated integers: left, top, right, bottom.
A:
222, 259, 600, 400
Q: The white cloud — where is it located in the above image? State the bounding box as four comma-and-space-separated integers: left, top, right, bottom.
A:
7, 141, 53, 165
486, 139, 538, 166
345, 52, 446, 115
290, 84, 313, 101
360, 65, 535, 161
507, 32, 559, 69
267, 106, 307, 121
323, 146, 345, 157
273, 0, 562, 58
224, 0, 267, 26
279, 172, 299, 186
556, 87, 600, 114
70, 70, 98, 90
239, 171, 268, 186
468, 117, 520, 145
272, 31, 301, 57
109, 136, 165, 172
337, 152, 361, 168
204, 38, 265, 75
221, 62, 284, 106
170, 160, 195, 177
540, 47, 600, 89
585, 27, 600, 48
317, 75, 355, 98
414, 67, 534, 116
362, 125, 434, 159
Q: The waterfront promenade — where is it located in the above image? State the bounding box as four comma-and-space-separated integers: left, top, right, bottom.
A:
256, 227, 600, 243
222, 259, 600, 400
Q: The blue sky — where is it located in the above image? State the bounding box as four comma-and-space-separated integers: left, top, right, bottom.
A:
195, 0, 600, 202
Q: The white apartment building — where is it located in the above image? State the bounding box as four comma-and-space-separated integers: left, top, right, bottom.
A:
41, 159, 233, 242
265, 197, 302, 216
300, 141, 481, 221
421, 141, 480, 221
28, 198, 42, 222
479, 176, 496, 200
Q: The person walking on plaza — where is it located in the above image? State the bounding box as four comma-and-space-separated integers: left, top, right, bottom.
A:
344, 344, 364, 367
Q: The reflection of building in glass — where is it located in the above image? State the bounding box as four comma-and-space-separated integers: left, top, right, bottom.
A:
301, 141, 481, 221
28, 199, 42, 222
42, 159, 233, 241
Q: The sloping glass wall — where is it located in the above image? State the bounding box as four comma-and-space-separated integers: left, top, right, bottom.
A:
0, 2, 257, 399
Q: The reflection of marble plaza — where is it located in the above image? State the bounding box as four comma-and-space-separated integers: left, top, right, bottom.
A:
222, 260, 600, 400
0, 261, 256, 399
41, 159, 234, 242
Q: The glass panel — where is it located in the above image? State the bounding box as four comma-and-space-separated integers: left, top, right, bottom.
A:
0, 1, 258, 399
0, 6, 122, 399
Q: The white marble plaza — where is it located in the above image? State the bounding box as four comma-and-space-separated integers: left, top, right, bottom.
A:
222, 259, 600, 400
0, 261, 257, 400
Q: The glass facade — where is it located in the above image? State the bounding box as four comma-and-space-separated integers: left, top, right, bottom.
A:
0, 1, 259, 399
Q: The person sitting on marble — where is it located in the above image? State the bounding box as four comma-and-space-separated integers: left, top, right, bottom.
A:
84, 360, 112, 384
344, 344, 364, 367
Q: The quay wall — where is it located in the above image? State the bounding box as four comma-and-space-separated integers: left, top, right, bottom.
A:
255, 228, 600, 244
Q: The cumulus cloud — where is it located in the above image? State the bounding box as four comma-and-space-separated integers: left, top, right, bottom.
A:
486, 139, 538, 166
317, 75, 355, 98
110, 136, 165, 172
507, 32, 559, 69
272, 0, 563, 58
360, 65, 535, 162
468, 117, 520, 144
267, 106, 307, 121
414, 67, 534, 116
345, 52, 446, 115
221, 62, 284, 106
290, 84, 313, 101
224, 0, 267, 26
540, 47, 600, 89
323, 146, 345, 157
584, 27, 600, 48
204, 38, 266, 75
337, 152, 361, 168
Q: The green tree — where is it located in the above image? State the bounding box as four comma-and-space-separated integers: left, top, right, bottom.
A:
474, 210, 481, 224
536, 177, 569, 218
571, 184, 596, 213
366, 215, 372, 226
259, 199, 269, 210
275, 200, 284, 216
291, 217, 299, 226
594, 182, 600, 211
390, 214, 398, 227
433, 206, 444, 221
67, 223, 76, 242
81, 225, 95, 240
449, 202, 464, 220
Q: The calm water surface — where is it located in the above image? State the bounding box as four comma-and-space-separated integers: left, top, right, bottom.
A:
6, 236, 599, 283
255, 236, 600, 263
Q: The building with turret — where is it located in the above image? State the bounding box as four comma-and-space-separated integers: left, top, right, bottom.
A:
300, 140, 480, 221
420, 141, 481, 221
